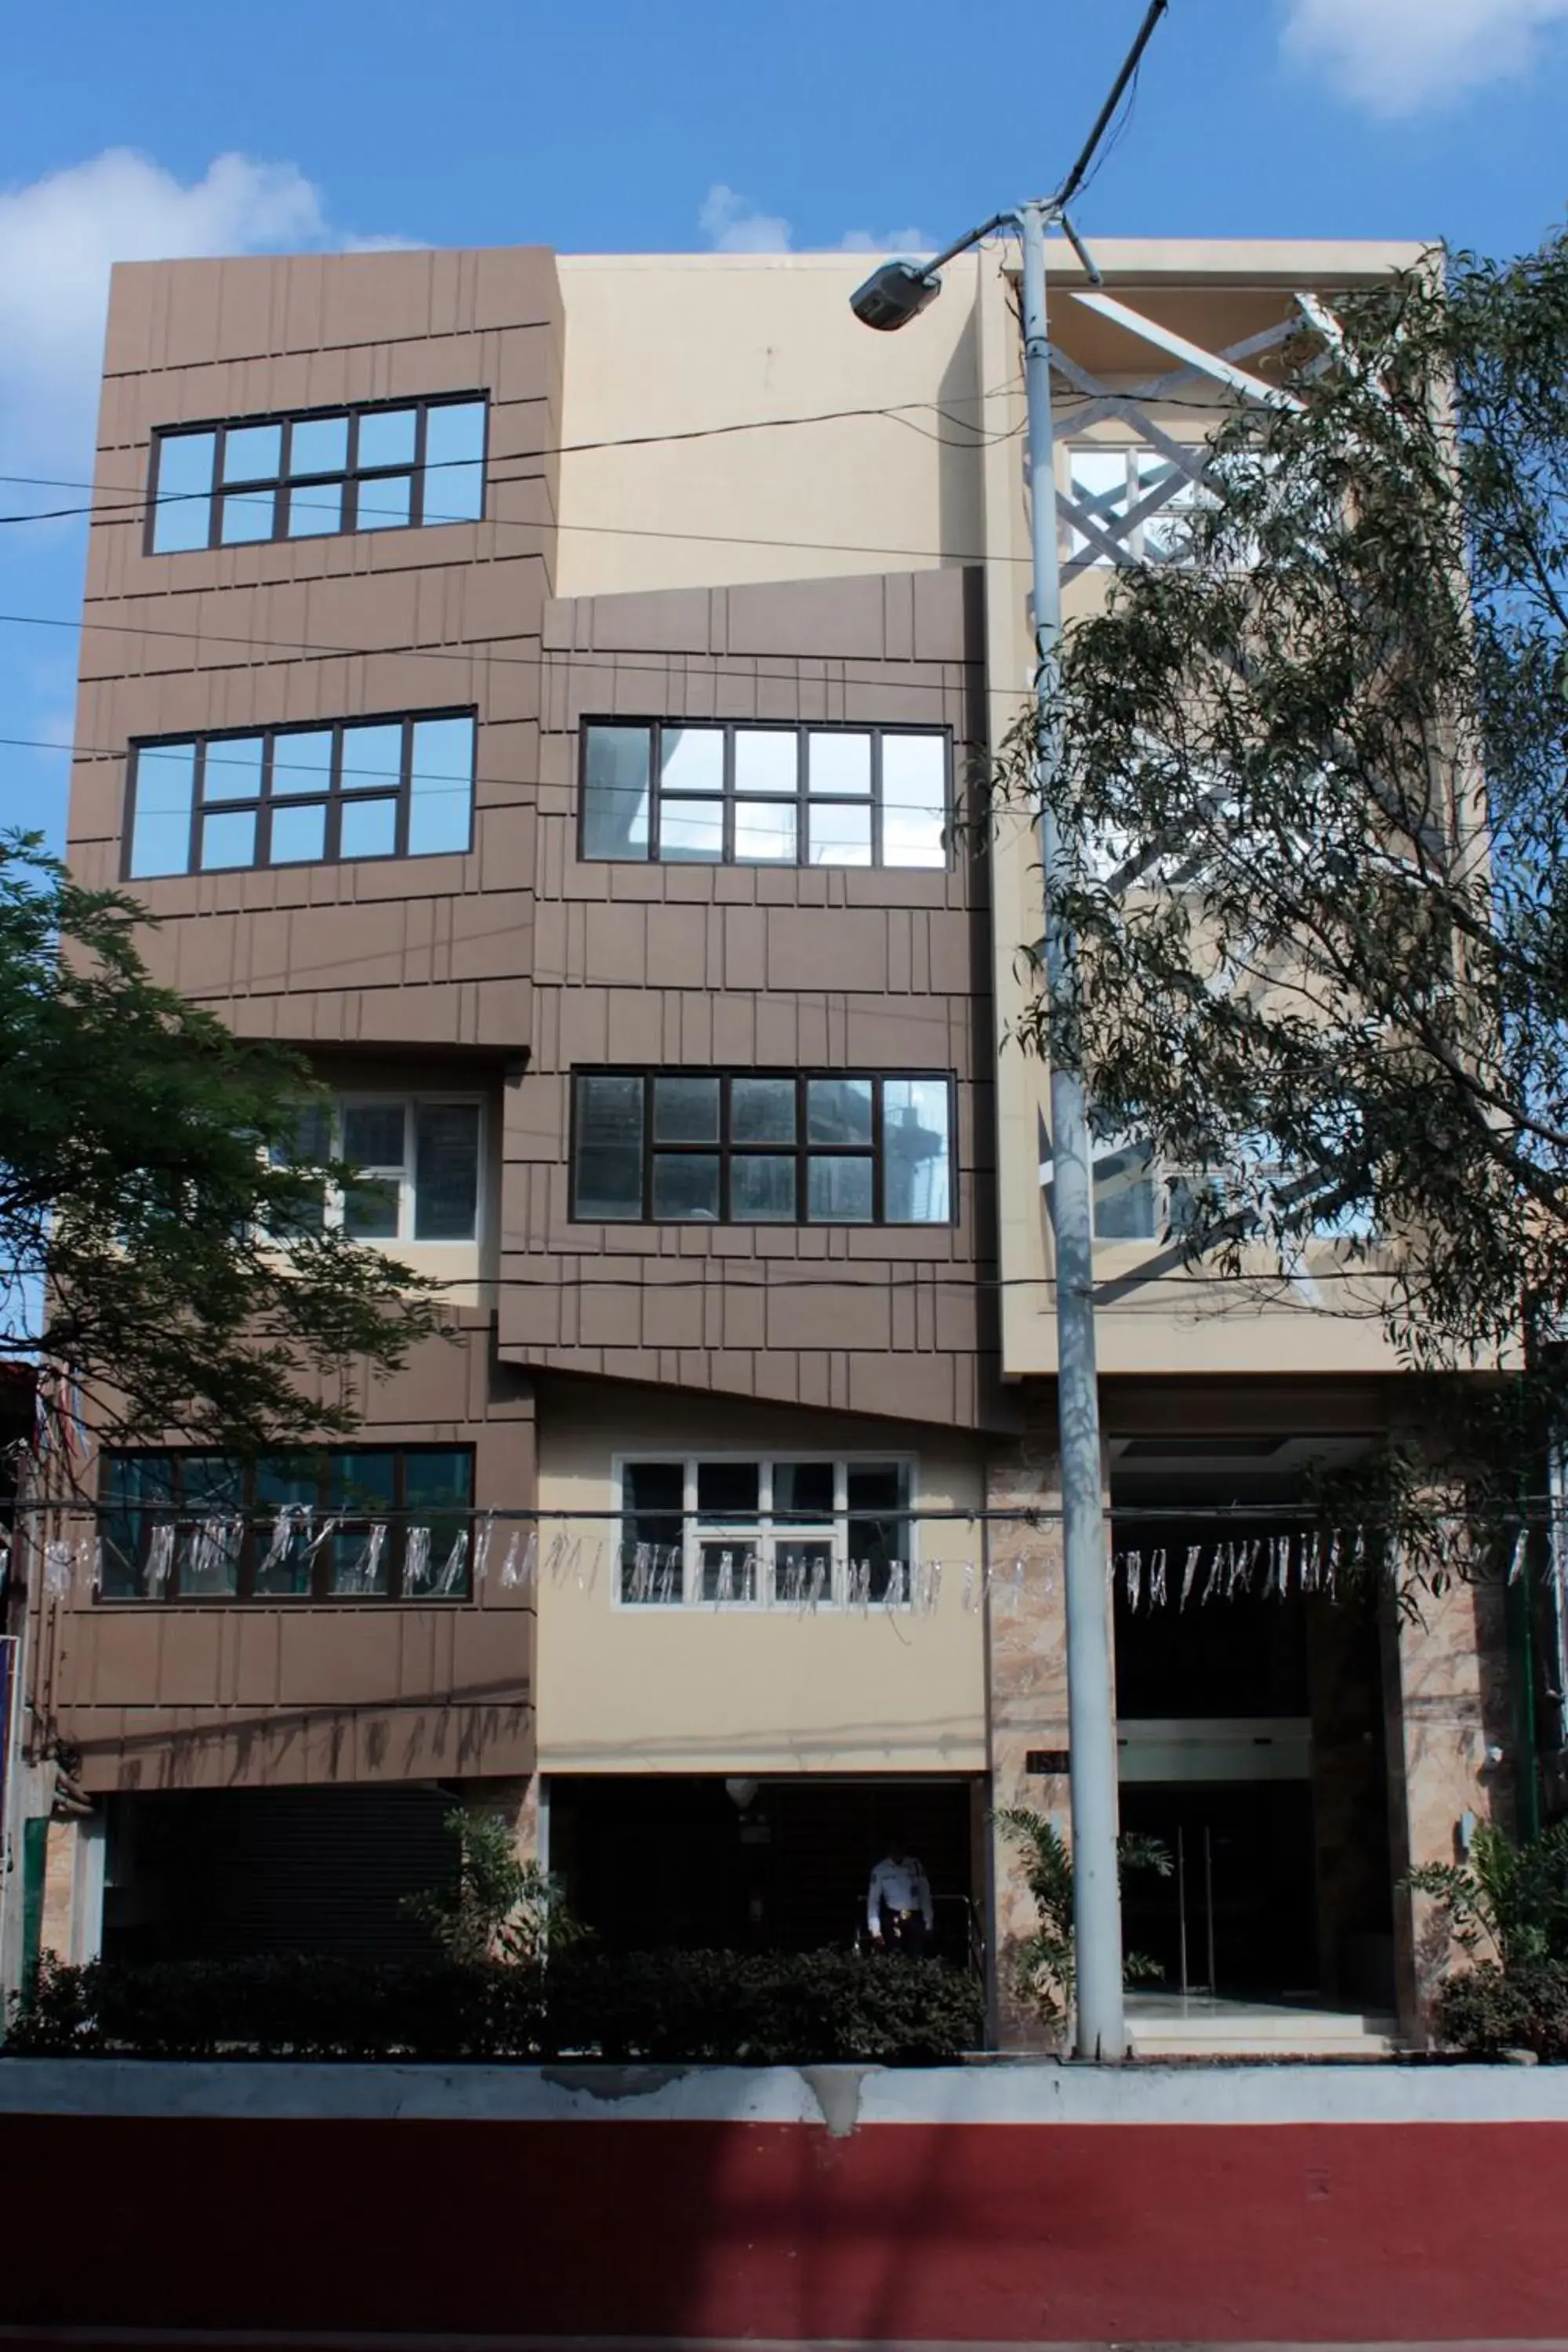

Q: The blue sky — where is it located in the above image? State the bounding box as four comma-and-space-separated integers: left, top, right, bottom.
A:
2, 0, 1564, 858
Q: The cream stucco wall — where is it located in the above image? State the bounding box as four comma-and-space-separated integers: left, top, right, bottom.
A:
554, 250, 987, 601
554, 240, 1438, 1386
535, 1385, 987, 1775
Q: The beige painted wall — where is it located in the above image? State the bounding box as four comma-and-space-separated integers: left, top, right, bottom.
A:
535, 1384, 987, 1775
554, 251, 987, 601
554, 241, 1436, 1385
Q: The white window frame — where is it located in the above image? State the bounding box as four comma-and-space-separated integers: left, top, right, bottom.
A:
1049, 1133, 1378, 1251
283, 1091, 487, 1247
611, 1449, 920, 1611
1063, 441, 1214, 568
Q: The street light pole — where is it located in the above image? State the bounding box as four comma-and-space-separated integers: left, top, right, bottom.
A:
1016, 197, 1125, 2061
848, 0, 1168, 2062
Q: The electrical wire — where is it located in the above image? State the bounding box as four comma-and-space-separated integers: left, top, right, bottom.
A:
0, 389, 1258, 541
0, 394, 1034, 534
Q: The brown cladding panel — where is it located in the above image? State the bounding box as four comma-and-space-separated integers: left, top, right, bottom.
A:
71, 246, 563, 1054
47, 1332, 537, 1791
499, 564, 1000, 1430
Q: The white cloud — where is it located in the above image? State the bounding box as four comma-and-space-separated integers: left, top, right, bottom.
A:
699, 183, 794, 254
1283, 0, 1568, 112
699, 183, 931, 258
0, 149, 409, 468
838, 224, 931, 254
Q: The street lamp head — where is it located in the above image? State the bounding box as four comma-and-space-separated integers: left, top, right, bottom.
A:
849, 259, 942, 332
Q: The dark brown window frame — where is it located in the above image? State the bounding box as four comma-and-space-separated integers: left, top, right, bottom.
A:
569, 1068, 957, 1228
144, 392, 490, 555
576, 718, 951, 870
99, 1445, 477, 1604
122, 707, 477, 881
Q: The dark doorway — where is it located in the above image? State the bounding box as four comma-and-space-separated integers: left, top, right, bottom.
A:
1109, 1490, 1394, 2006
1120, 1780, 1319, 1996
550, 1775, 975, 1958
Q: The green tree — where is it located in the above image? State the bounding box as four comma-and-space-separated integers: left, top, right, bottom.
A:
989, 230, 1568, 1547
1, 837, 437, 1456
403, 1808, 588, 1964
995, 1807, 1171, 2027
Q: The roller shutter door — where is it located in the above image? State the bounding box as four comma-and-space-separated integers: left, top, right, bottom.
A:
110, 1784, 459, 1962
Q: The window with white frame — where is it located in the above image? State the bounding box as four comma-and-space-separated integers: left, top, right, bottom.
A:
1064, 444, 1213, 568
270, 1096, 483, 1244
1084, 1134, 1374, 1247
616, 1455, 913, 1607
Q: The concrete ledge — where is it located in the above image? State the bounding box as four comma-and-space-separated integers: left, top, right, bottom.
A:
2, 2053, 1567, 2126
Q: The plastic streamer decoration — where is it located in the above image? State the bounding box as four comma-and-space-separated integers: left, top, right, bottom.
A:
404, 1526, 431, 1592
147, 1523, 175, 1595
500, 1529, 539, 1591
260, 1502, 311, 1581
435, 1528, 469, 1595
1102, 1526, 1383, 1612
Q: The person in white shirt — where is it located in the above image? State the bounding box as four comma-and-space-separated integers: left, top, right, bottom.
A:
867, 1835, 934, 1957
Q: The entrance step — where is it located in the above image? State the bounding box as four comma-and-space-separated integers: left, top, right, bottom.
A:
1126, 1995, 1404, 2060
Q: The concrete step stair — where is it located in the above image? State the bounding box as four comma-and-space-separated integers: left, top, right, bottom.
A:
1126, 1997, 1404, 2060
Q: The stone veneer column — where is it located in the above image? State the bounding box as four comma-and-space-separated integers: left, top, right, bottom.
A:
985, 1425, 1072, 2049
1383, 1576, 1514, 2038
462, 1774, 541, 1869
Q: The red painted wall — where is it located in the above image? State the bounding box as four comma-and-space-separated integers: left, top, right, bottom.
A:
4, 2114, 1568, 2342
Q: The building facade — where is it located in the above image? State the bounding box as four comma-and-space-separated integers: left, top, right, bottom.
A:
10, 234, 1519, 2041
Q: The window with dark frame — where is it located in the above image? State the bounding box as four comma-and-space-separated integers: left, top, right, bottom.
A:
100, 1447, 475, 1602
572, 1071, 954, 1225
125, 711, 476, 880
579, 720, 949, 869
147, 396, 488, 554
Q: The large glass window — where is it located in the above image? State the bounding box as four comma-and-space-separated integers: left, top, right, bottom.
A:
125, 712, 476, 879
617, 1456, 913, 1606
100, 1447, 474, 1602
267, 1095, 482, 1246
579, 722, 948, 870
572, 1070, 955, 1226
148, 396, 488, 554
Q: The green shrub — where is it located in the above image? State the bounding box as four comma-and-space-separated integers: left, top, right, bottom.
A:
5, 1947, 982, 2067
1434, 1960, 1568, 2060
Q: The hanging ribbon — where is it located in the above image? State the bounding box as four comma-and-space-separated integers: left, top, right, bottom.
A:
436, 1529, 469, 1595
1181, 1544, 1200, 1608
260, 1502, 311, 1579
147, 1523, 175, 1595
502, 1529, 539, 1592
74, 1535, 101, 1599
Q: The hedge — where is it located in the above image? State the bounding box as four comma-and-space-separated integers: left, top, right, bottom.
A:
4, 1947, 985, 2066
1435, 1960, 1568, 2060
